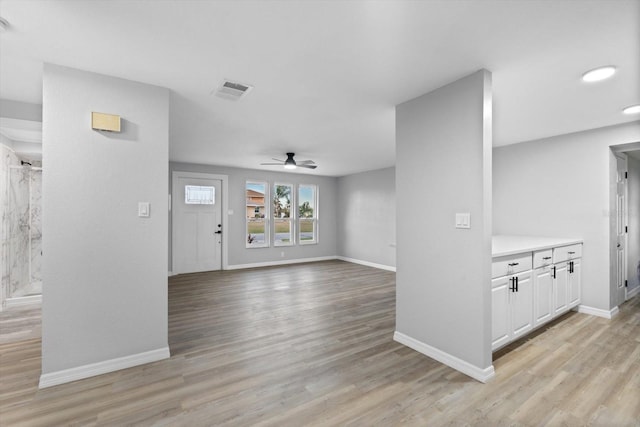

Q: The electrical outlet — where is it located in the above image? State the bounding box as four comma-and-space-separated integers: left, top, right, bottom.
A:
281, 251, 285, 257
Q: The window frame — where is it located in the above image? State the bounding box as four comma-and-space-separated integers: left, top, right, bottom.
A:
273, 182, 295, 247
298, 184, 318, 245
246, 180, 270, 249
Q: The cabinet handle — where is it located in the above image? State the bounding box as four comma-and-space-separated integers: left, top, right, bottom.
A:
509, 277, 516, 292
568, 251, 575, 254
516, 276, 519, 292
552, 266, 556, 279
542, 256, 552, 260
569, 261, 574, 273
508, 262, 519, 266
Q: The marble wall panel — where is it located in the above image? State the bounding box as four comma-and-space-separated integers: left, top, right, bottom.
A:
30, 170, 42, 285
8, 167, 30, 297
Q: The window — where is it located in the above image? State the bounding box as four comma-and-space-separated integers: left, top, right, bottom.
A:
246, 181, 269, 248
185, 185, 214, 205
298, 184, 318, 244
274, 183, 294, 246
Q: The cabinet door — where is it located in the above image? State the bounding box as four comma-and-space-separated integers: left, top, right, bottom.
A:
553, 262, 569, 315
491, 276, 511, 351
511, 271, 533, 339
568, 258, 581, 308
533, 266, 553, 327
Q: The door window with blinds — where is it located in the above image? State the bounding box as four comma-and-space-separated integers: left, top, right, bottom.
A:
185, 185, 215, 204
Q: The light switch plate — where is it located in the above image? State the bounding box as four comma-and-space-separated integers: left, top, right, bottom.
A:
455, 213, 470, 229
138, 202, 150, 218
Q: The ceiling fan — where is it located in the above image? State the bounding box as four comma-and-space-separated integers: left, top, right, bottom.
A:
261, 152, 317, 170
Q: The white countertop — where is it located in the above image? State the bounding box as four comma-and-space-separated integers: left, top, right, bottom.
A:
492, 235, 583, 258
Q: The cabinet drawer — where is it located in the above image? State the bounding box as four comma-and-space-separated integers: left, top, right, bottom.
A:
533, 249, 553, 269
553, 244, 582, 263
492, 253, 532, 278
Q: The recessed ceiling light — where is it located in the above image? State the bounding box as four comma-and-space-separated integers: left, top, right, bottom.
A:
581, 66, 616, 82
622, 104, 640, 115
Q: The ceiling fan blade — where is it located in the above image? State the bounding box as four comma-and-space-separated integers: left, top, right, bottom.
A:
297, 160, 315, 165
260, 162, 284, 166
272, 158, 285, 162
298, 164, 317, 169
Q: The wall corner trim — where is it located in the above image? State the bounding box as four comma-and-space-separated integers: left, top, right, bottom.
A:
38, 347, 170, 389
393, 331, 494, 383
577, 305, 619, 319
336, 256, 396, 272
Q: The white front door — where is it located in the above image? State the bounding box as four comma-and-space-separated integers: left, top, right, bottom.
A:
615, 154, 627, 302
173, 173, 222, 274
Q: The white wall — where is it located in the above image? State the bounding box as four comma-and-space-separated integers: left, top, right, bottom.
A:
493, 122, 640, 311
336, 167, 396, 269
169, 162, 338, 269
395, 70, 493, 379
0, 98, 42, 122
627, 154, 640, 293
42, 65, 169, 379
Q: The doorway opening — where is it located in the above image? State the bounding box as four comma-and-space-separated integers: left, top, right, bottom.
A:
610, 144, 640, 306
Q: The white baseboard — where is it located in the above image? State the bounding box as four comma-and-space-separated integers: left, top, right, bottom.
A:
393, 331, 495, 383
577, 305, 619, 319
226, 256, 338, 271
336, 256, 396, 272
5, 294, 42, 307
627, 286, 640, 300
39, 347, 170, 389
168, 271, 174, 277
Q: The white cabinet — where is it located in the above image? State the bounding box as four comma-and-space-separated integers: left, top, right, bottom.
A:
552, 262, 569, 315
491, 241, 583, 351
568, 258, 581, 308
533, 265, 553, 326
491, 269, 533, 351
491, 276, 511, 350
533, 249, 554, 327
510, 271, 534, 339
551, 245, 582, 315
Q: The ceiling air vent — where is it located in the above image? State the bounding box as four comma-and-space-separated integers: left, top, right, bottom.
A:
214, 79, 254, 100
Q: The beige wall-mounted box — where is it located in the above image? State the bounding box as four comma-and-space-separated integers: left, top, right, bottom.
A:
91, 112, 121, 132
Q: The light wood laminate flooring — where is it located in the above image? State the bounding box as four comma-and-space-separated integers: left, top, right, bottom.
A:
0, 260, 638, 426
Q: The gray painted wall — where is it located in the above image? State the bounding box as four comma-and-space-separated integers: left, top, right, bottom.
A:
336, 167, 396, 268
493, 122, 640, 311
627, 154, 640, 293
396, 70, 493, 370
169, 162, 338, 269
42, 65, 169, 373
0, 98, 42, 122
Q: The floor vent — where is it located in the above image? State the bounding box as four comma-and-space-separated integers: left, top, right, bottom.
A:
214, 79, 254, 100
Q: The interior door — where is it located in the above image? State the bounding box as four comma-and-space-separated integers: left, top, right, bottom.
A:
615, 154, 627, 302
173, 175, 222, 274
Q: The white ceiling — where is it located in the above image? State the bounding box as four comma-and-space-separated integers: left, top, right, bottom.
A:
0, 0, 638, 176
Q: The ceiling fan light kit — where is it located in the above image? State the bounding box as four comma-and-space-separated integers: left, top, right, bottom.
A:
261, 152, 317, 170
